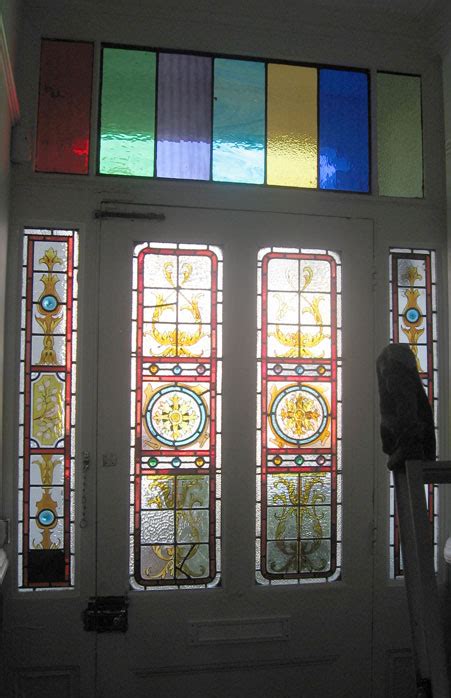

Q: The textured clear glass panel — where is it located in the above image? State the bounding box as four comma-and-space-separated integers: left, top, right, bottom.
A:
100, 47, 156, 176
319, 69, 369, 192
156, 53, 212, 180
257, 250, 341, 584
131, 244, 222, 589
267, 64, 317, 188
378, 73, 423, 198
213, 58, 265, 184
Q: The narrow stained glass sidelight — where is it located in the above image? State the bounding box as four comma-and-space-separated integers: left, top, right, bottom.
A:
130, 243, 222, 589
35, 40, 93, 174
319, 69, 369, 192
266, 64, 317, 188
256, 248, 342, 584
156, 53, 212, 180
213, 58, 265, 184
389, 248, 438, 578
18, 229, 78, 589
99, 47, 156, 177
378, 73, 423, 198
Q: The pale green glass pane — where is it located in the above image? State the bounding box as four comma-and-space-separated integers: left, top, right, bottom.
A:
300, 505, 331, 538
267, 506, 298, 540
100, 48, 156, 176
176, 509, 209, 543
176, 475, 209, 508
377, 73, 423, 197
267, 540, 298, 574
176, 544, 209, 578
267, 473, 298, 506
300, 539, 331, 573
300, 473, 331, 505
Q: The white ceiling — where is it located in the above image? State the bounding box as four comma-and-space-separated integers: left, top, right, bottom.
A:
313, 0, 442, 16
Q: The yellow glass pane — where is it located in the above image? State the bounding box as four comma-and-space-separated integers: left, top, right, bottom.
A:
267, 65, 317, 188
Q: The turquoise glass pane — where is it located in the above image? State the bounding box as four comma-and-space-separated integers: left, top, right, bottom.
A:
100, 48, 156, 177
213, 58, 265, 184
319, 69, 369, 192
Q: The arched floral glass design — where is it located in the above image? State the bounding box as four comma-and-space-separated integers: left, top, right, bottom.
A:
130, 243, 222, 589
256, 248, 342, 583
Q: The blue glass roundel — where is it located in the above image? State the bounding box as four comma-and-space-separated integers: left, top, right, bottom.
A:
145, 385, 207, 447
269, 384, 328, 445
37, 508, 56, 527
405, 308, 421, 324
40, 294, 58, 312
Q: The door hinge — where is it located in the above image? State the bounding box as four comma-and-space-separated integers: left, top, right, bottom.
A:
82, 595, 128, 633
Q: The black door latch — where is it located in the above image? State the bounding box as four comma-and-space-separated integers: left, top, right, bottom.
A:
82, 595, 128, 632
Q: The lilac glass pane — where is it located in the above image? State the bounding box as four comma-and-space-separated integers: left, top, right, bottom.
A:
156, 54, 212, 180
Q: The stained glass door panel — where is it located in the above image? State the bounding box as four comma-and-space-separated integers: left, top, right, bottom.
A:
96, 206, 375, 698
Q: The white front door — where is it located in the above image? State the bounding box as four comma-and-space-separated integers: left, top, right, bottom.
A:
95, 204, 375, 698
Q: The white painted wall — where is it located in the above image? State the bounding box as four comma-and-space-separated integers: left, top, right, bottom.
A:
0, 0, 19, 532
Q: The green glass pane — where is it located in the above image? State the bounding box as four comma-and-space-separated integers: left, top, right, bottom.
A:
300, 539, 330, 573
267, 506, 298, 540
176, 510, 209, 543
176, 475, 209, 508
100, 47, 156, 176
176, 544, 209, 578
300, 505, 331, 538
267, 473, 298, 506
300, 473, 331, 505
377, 73, 423, 198
267, 540, 298, 574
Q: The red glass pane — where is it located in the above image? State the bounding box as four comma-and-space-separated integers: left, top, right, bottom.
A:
35, 40, 93, 174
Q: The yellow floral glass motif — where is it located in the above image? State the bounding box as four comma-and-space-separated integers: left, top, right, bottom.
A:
32, 374, 64, 445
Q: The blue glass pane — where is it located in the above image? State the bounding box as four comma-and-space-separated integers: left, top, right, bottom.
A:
319, 69, 369, 192
213, 58, 265, 184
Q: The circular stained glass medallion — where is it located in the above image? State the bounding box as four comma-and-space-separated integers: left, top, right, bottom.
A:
405, 308, 421, 324
270, 384, 328, 445
40, 294, 58, 312
145, 385, 207, 447
37, 508, 56, 527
